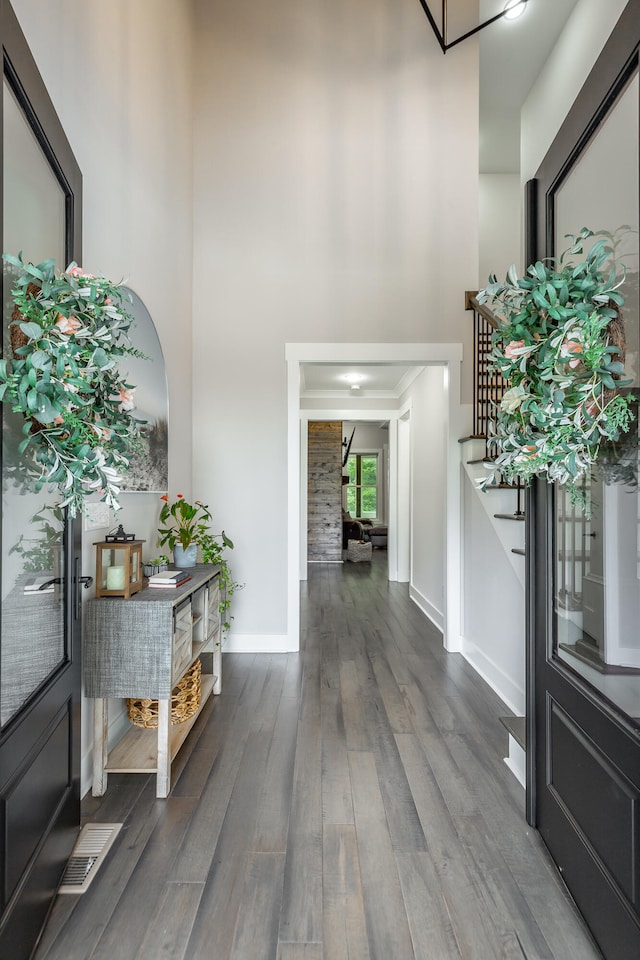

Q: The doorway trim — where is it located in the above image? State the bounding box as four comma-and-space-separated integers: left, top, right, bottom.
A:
286, 342, 463, 653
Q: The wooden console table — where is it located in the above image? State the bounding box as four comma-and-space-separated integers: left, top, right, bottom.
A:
84, 565, 221, 798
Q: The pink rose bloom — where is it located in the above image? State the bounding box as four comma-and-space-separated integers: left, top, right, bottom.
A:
55, 314, 81, 335
504, 340, 525, 360
560, 337, 583, 369
53, 415, 64, 426
118, 387, 136, 411
66, 264, 94, 278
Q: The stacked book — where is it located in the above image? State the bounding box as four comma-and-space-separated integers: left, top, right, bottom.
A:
147, 570, 191, 589
23, 575, 55, 595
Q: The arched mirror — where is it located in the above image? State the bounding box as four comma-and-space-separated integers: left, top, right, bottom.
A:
118, 288, 169, 492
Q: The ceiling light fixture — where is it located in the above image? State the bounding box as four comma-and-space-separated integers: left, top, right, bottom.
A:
504, 0, 527, 19
415, 0, 529, 53
342, 372, 364, 384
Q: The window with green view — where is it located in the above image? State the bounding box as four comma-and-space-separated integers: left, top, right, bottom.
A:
346, 454, 378, 519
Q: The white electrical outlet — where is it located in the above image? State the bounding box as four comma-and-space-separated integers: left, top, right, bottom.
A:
84, 502, 111, 530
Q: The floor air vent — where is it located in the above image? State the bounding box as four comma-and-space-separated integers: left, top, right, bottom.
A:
59, 823, 122, 894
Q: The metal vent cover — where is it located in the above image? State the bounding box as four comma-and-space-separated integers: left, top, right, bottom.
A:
59, 823, 122, 894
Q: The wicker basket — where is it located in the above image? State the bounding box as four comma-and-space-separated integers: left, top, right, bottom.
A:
127, 658, 202, 728
347, 539, 372, 562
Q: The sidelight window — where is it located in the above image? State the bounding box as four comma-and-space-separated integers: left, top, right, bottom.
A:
345, 454, 378, 519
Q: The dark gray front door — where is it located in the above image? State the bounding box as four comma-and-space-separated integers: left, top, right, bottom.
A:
0, 4, 83, 958
529, 4, 640, 958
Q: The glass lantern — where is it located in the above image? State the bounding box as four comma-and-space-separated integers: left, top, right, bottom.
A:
94, 539, 145, 598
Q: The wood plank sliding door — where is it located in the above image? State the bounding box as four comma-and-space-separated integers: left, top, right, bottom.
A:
307, 421, 342, 561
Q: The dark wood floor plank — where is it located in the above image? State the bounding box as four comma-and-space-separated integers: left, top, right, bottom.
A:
395, 733, 513, 960
135, 881, 204, 960
339, 660, 369, 751
348, 751, 415, 959
229, 853, 285, 960
183, 729, 274, 956
252, 695, 299, 853
395, 852, 462, 960
322, 823, 370, 960
320, 660, 354, 825
89, 796, 198, 960
278, 662, 323, 944
171, 720, 250, 882
276, 943, 323, 960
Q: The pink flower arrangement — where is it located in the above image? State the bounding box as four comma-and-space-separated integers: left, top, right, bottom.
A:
55, 314, 81, 335
559, 336, 583, 368
118, 387, 136, 412
504, 340, 525, 360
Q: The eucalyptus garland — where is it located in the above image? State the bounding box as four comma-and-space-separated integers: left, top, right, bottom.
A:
0, 253, 145, 516
477, 228, 636, 510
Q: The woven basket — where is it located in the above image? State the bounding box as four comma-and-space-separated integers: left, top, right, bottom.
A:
127, 658, 202, 728
347, 539, 372, 562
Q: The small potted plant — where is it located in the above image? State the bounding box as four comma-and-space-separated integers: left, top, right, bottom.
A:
142, 555, 170, 578
157, 494, 215, 567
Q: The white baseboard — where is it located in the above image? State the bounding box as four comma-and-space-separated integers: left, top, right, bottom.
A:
460, 636, 524, 716
409, 584, 444, 633
223, 634, 292, 653
504, 735, 526, 788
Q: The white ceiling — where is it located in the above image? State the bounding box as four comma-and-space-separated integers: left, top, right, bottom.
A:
300, 363, 424, 398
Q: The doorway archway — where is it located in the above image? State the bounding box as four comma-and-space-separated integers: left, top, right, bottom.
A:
285, 342, 463, 654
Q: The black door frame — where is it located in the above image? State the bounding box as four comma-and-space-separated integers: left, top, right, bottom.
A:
526, 0, 640, 826
0, 2, 83, 957
525, 2, 640, 956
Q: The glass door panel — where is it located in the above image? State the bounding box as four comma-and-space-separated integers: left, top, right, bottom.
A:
553, 69, 640, 729
1, 78, 67, 727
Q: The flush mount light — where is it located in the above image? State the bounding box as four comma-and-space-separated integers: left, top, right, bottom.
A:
350, 383, 361, 392
415, 0, 530, 53
342, 373, 365, 384
504, 0, 527, 19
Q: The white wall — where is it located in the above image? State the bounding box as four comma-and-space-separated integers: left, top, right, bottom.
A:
521, 0, 629, 182
479, 174, 522, 286
12, 0, 195, 791
461, 471, 525, 714
403, 367, 447, 630
192, 0, 479, 646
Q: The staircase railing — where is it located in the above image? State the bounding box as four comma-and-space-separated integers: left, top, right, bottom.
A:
465, 291, 525, 513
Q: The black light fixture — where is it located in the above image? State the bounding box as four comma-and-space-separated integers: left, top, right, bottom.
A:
416, 0, 529, 53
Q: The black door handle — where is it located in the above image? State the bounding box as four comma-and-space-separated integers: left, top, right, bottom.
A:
74, 560, 94, 619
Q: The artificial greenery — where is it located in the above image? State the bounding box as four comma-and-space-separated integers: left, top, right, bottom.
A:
9, 503, 63, 573
477, 228, 636, 509
0, 254, 145, 516
157, 494, 243, 635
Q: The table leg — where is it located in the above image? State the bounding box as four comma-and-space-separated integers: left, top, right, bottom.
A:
92, 698, 109, 796
156, 698, 171, 798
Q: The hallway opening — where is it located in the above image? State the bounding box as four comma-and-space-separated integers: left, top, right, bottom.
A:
286, 342, 464, 655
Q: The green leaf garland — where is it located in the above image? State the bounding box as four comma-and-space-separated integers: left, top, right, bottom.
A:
477, 228, 636, 512
1, 253, 147, 516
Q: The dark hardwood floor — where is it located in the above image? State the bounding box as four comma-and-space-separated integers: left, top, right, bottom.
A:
35, 552, 601, 960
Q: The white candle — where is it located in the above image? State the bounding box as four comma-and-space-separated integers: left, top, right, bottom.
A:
106, 565, 126, 590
